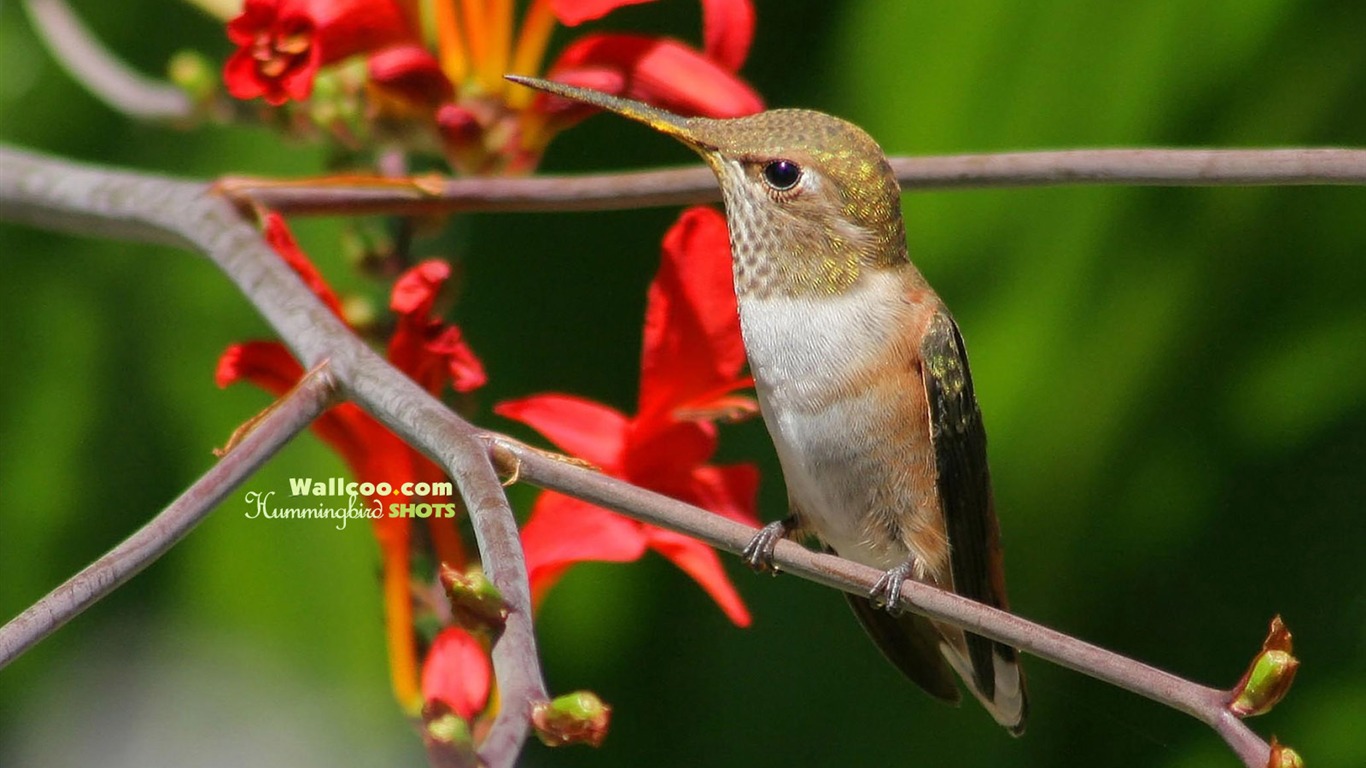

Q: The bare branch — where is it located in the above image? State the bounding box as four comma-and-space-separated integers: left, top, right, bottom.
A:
0, 146, 200, 247
22, 0, 192, 121
227, 147, 1366, 218
486, 438, 1273, 768
891, 147, 1366, 187
0, 364, 336, 669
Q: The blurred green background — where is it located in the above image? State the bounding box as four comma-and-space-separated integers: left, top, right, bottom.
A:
2, 1, 1363, 766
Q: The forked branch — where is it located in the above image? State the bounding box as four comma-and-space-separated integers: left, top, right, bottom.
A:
0, 363, 336, 668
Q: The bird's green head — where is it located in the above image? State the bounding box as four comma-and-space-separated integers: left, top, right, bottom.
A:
507, 75, 909, 298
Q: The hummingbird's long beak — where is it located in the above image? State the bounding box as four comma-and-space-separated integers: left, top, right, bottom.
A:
504, 75, 708, 149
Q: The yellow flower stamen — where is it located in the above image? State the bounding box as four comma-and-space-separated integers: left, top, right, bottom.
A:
507, 0, 557, 109
382, 543, 423, 714
459, 0, 492, 92
434, 0, 469, 85
484, 0, 514, 98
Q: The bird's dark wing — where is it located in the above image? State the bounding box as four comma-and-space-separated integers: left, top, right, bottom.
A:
839, 553, 961, 705
920, 309, 1027, 730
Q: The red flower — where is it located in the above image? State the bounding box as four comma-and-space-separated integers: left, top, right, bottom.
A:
421, 627, 492, 718
536, 0, 759, 121
497, 206, 759, 625
540, 0, 757, 113
225, 0, 417, 105
362, 0, 762, 173
509, 0, 761, 167
217, 213, 482, 711
388, 260, 488, 395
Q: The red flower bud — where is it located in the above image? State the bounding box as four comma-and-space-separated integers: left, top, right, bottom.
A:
368, 44, 455, 109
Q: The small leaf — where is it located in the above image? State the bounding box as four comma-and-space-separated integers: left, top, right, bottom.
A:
1230, 615, 1299, 717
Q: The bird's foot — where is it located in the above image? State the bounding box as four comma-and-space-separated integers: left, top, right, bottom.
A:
741, 517, 797, 574
869, 558, 917, 616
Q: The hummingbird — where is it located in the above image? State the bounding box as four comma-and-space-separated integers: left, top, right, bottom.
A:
508, 75, 1028, 734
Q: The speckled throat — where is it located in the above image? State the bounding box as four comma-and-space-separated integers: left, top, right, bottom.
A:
499, 76, 914, 299
688, 110, 912, 300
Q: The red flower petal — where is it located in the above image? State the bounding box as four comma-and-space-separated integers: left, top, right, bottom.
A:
495, 394, 628, 469
428, 326, 488, 393
643, 526, 750, 626
226, 0, 283, 47
550, 34, 763, 118
386, 260, 487, 396
520, 493, 648, 601
685, 463, 760, 525
390, 259, 451, 317
308, 0, 417, 64
637, 206, 747, 423
436, 103, 483, 148
622, 420, 717, 491
701, 0, 754, 72
216, 340, 303, 392
367, 44, 455, 108
421, 627, 492, 718
552, 0, 654, 26
263, 212, 345, 318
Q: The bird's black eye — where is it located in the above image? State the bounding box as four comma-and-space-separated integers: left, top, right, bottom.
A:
761, 160, 802, 191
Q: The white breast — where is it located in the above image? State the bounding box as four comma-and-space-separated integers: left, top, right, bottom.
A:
739, 271, 915, 567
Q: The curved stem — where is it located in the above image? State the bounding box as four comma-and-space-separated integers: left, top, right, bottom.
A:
0, 364, 336, 669
489, 438, 1273, 768
22, 0, 192, 121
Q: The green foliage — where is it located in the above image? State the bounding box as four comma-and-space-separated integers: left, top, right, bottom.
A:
0, 1, 1362, 766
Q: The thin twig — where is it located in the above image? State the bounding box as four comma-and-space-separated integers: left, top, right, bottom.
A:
22, 0, 192, 121
0, 364, 336, 669
890, 148, 1366, 187
225, 147, 1366, 218
488, 438, 1273, 768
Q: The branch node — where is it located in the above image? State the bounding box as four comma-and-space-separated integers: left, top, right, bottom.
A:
215, 360, 337, 456
487, 436, 598, 486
